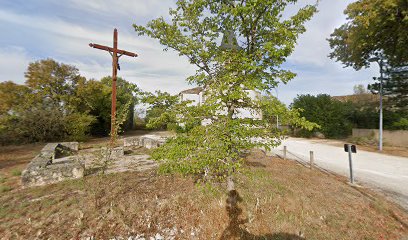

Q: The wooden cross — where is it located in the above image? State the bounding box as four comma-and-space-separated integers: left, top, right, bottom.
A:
89, 28, 138, 145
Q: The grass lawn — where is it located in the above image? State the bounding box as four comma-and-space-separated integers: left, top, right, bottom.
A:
0, 142, 407, 239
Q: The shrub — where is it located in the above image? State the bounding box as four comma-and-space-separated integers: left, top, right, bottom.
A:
64, 113, 96, 141
391, 118, 408, 130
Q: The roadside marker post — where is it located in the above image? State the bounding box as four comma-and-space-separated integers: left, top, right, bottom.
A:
283, 146, 287, 160
344, 144, 357, 184
309, 151, 314, 169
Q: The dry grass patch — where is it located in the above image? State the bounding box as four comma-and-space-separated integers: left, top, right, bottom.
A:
0, 149, 407, 239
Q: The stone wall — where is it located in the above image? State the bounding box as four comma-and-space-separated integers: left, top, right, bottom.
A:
22, 142, 84, 187
352, 128, 408, 147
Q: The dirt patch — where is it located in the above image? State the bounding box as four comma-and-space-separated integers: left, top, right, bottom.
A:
354, 145, 408, 158
0, 143, 45, 191
0, 148, 407, 239
313, 138, 408, 158
0, 143, 45, 170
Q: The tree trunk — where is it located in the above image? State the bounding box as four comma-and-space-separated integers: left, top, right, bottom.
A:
227, 175, 235, 192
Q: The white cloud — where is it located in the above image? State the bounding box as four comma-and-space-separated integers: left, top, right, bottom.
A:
64, 0, 174, 18
0, 0, 380, 103
275, 0, 380, 104
287, 0, 352, 67
0, 6, 196, 93
0, 47, 32, 84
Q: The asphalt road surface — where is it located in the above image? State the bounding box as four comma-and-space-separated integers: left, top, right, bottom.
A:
271, 138, 408, 210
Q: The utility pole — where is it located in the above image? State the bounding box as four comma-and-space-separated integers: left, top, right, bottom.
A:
89, 28, 138, 145
379, 60, 384, 152
369, 55, 385, 152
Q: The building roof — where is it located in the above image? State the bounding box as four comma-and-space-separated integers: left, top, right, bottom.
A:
179, 87, 204, 95
332, 93, 382, 103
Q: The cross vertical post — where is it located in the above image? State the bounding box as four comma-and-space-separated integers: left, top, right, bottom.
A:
89, 28, 138, 146
111, 29, 118, 143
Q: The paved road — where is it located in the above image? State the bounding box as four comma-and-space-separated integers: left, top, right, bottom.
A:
271, 138, 408, 210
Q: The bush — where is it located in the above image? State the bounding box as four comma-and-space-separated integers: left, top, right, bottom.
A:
64, 113, 96, 141
391, 118, 408, 130
0, 104, 96, 145
291, 94, 353, 139
0, 104, 66, 145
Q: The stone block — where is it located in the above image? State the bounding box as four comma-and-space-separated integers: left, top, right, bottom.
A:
124, 137, 140, 147
22, 141, 83, 187
100, 147, 124, 159
60, 142, 79, 151
123, 135, 167, 149
22, 156, 85, 187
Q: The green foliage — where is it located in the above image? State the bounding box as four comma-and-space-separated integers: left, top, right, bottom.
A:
101, 76, 140, 133
328, 0, 408, 69
74, 79, 112, 136
291, 94, 354, 138
369, 66, 408, 116
350, 106, 378, 130
142, 91, 179, 130
135, 0, 318, 183
25, 58, 85, 107
261, 95, 319, 132
0, 185, 12, 193
392, 118, 408, 130
64, 113, 96, 141
0, 81, 31, 115
10, 169, 22, 177
7, 104, 67, 143
0, 59, 140, 145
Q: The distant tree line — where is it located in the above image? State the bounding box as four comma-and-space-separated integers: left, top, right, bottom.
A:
291, 91, 408, 139
321, 0, 408, 138
0, 59, 140, 145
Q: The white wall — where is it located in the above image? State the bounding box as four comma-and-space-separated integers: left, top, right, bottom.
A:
180, 89, 262, 124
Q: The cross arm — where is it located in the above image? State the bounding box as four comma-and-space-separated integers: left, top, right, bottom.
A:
89, 43, 138, 57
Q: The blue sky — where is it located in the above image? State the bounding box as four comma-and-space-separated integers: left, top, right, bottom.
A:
0, 0, 378, 104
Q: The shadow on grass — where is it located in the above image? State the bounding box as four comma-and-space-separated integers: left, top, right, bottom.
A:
220, 190, 305, 240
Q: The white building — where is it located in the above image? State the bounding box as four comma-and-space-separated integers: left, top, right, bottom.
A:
178, 31, 263, 123
179, 87, 262, 122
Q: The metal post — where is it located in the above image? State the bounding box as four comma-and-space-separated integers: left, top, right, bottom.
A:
347, 145, 354, 184
379, 60, 383, 152
309, 151, 314, 169
283, 146, 287, 160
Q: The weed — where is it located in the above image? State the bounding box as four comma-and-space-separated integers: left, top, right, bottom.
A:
0, 185, 12, 193
11, 169, 22, 176
196, 181, 222, 198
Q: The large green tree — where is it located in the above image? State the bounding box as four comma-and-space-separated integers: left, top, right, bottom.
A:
0, 81, 31, 115
0, 59, 141, 144
328, 0, 408, 69
25, 58, 85, 108
142, 91, 180, 130
135, 0, 318, 191
368, 66, 408, 128
291, 94, 354, 138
